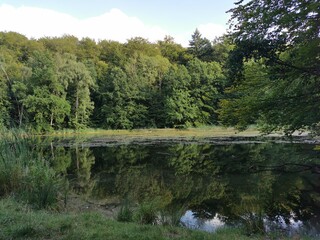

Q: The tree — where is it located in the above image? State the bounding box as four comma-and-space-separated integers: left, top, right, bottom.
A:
39, 35, 79, 55
0, 47, 20, 128
221, 0, 320, 134
98, 53, 171, 129
219, 60, 269, 130
228, 0, 319, 45
99, 40, 126, 66
58, 54, 94, 129
0, 32, 44, 128
23, 88, 70, 131
162, 65, 199, 127
188, 29, 213, 62
187, 58, 225, 125
77, 37, 99, 61
0, 60, 9, 128
24, 51, 70, 131
99, 66, 133, 129
157, 36, 191, 64
125, 37, 161, 57
211, 36, 234, 65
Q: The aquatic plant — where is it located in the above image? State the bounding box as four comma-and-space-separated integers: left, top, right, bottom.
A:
0, 130, 62, 209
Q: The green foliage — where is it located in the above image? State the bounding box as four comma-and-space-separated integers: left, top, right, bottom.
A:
165, 88, 199, 127
99, 66, 134, 129
187, 58, 225, 124
0, 45, 32, 128
39, 35, 79, 54
99, 40, 126, 66
58, 54, 94, 129
161, 65, 195, 127
0, 2, 318, 134
0, 131, 38, 195
117, 202, 134, 222
188, 29, 213, 62
221, 0, 320, 133
22, 51, 72, 132
20, 161, 61, 209
0, 30, 231, 131
158, 36, 191, 64
133, 200, 161, 225
228, 0, 319, 44
0, 131, 61, 209
125, 37, 161, 57
211, 36, 234, 65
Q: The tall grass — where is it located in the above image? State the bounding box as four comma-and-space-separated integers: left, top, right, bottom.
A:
0, 130, 32, 195
0, 130, 62, 209
133, 201, 160, 225
116, 199, 133, 222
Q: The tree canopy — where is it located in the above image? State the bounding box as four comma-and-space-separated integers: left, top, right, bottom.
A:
0, 31, 227, 132
0, 0, 318, 134
220, 0, 320, 134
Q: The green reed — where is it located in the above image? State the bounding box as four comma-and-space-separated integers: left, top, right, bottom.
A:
0, 130, 62, 209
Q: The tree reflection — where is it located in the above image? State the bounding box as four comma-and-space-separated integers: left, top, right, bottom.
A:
52, 141, 320, 233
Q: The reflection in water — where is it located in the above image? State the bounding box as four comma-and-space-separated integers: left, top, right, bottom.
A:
181, 210, 319, 237
50, 141, 320, 237
181, 211, 225, 232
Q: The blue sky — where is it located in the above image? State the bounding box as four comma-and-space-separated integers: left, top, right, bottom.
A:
0, 0, 236, 46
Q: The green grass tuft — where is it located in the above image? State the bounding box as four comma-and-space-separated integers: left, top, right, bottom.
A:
0, 130, 63, 209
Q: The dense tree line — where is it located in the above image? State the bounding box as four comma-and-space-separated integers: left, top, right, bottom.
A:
0, 31, 230, 132
0, 0, 318, 134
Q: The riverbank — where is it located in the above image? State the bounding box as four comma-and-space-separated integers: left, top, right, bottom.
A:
41, 126, 261, 137
39, 126, 318, 147
0, 198, 313, 240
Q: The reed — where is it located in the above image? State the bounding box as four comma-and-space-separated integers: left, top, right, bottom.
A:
0, 130, 61, 209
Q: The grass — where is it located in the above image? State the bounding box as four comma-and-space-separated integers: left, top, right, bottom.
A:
0, 131, 62, 209
1, 198, 315, 240
40, 126, 261, 138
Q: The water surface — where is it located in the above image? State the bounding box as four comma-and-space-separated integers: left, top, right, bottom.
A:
50, 140, 320, 237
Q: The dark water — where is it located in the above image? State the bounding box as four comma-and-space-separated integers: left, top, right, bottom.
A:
50, 141, 320, 237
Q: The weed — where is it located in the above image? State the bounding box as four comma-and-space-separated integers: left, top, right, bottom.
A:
20, 162, 61, 209
0, 130, 63, 209
133, 201, 160, 225
117, 201, 133, 222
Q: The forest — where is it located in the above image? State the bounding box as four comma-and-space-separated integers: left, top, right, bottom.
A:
0, 0, 319, 134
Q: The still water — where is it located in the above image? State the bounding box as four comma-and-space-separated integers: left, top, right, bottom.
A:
51, 139, 320, 237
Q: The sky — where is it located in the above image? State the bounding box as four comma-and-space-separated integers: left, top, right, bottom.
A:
0, 0, 237, 46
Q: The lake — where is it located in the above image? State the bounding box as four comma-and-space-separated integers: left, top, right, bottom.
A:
49, 137, 320, 237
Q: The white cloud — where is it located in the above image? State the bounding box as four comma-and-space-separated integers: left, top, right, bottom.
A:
198, 23, 226, 40
0, 4, 168, 43
0, 4, 78, 38
0, 4, 226, 46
